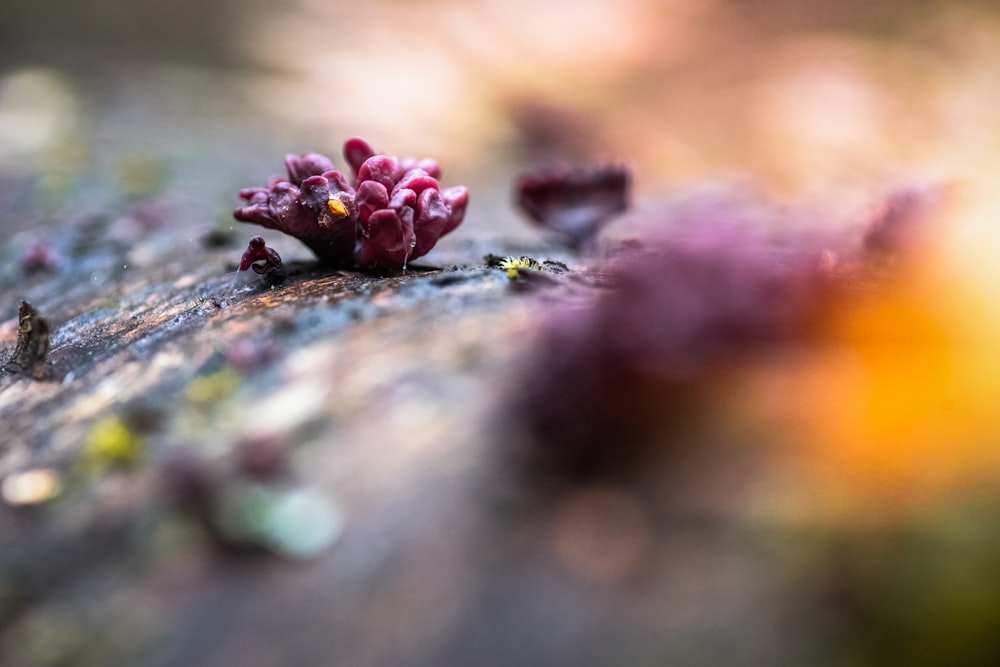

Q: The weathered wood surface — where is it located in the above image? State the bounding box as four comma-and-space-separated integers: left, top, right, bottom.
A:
5, 2, 1000, 664
0, 187, 799, 666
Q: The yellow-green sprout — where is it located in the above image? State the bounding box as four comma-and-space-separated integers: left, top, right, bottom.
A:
185, 368, 242, 405
81, 416, 145, 473
498, 256, 543, 280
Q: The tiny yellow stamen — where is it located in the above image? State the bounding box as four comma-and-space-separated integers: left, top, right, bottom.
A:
327, 196, 348, 218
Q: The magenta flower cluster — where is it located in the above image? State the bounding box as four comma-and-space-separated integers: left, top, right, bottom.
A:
234, 138, 469, 269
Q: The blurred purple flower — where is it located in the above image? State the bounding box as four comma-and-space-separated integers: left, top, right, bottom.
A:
235, 435, 290, 481
235, 138, 469, 269
224, 338, 282, 374
515, 163, 630, 252
862, 185, 945, 258
515, 188, 943, 467
21, 240, 59, 274
509, 220, 837, 472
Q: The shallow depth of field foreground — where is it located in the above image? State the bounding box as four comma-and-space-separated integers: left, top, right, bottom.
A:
2, 2, 1000, 665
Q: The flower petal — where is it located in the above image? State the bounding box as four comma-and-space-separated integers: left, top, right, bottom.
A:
413, 188, 450, 259
388, 187, 416, 212
397, 157, 442, 180
357, 155, 399, 191
239, 186, 270, 202
322, 169, 353, 194
299, 175, 332, 209
343, 137, 376, 177
285, 153, 336, 185
393, 168, 439, 197
358, 209, 416, 268
356, 180, 389, 221
441, 186, 469, 235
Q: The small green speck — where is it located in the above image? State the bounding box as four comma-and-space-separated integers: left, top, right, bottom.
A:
498, 256, 543, 280
82, 416, 145, 471
185, 368, 242, 404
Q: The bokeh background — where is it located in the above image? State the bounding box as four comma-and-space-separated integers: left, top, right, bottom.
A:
4, 1, 1000, 665
4, 0, 1000, 233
